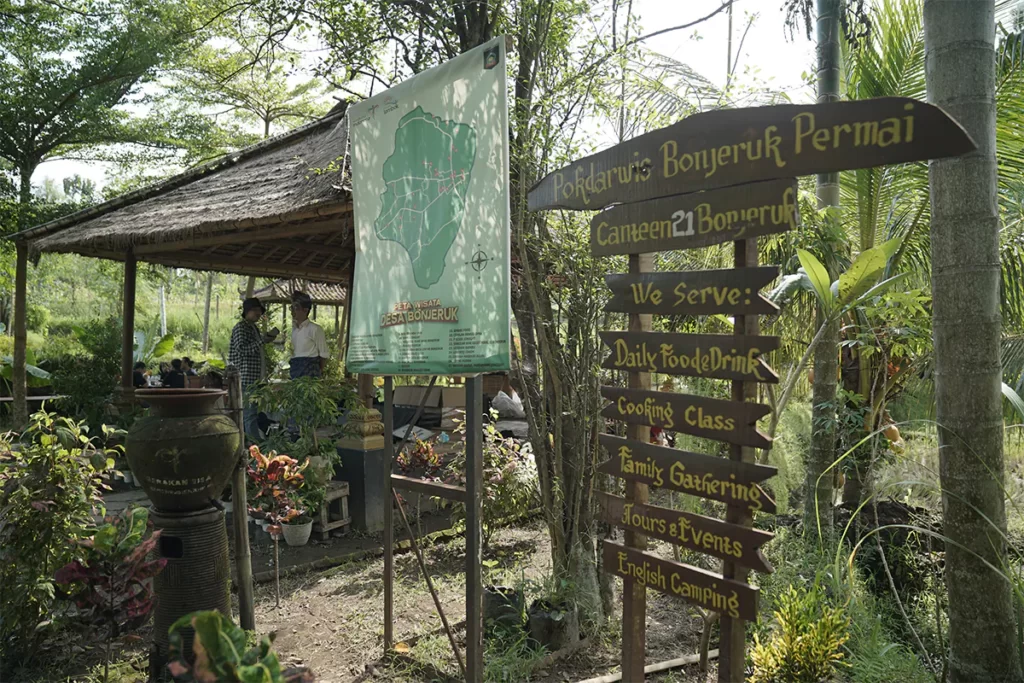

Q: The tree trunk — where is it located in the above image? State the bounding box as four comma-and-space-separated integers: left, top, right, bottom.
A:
803, 0, 842, 540
202, 273, 214, 353
924, 2, 1023, 680
12, 244, 28, 430
806, 311, 838, 537
17, 161, 35, 228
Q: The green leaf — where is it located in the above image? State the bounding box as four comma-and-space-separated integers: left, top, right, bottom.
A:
92, 524, 118, 553
1003, 382, 1024, 422
797, 249, 834, 313
152, 334, 175, 358
838, 246, 888, 305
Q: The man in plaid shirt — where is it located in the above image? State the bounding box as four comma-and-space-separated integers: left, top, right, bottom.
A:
229, 297, 279, 440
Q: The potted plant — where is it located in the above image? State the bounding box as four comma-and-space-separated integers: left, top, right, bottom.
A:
277, 496, 313, 547
246, 444, 316, 547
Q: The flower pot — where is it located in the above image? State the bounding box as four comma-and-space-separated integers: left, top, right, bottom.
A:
126, 389, 239, 512
484, 585, 524, 631
122, 471, 134, 485
281, 520, 313, 547
528, 599, 579, 651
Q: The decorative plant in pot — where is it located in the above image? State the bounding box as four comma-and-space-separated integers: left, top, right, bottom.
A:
246, 445, 311, 543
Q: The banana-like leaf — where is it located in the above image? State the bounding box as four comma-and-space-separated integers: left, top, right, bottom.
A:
797, 249, 834, 313
1002, 382, 1024, 422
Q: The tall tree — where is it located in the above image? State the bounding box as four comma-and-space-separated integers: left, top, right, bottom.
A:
0, 0, 196, 225
924, 1, 1022, 680
804, 0, 843, 537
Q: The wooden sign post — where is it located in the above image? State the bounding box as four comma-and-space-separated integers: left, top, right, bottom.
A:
527, 96, 974, 682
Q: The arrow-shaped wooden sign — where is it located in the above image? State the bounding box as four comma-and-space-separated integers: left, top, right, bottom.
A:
597, 492, 774, 573
602, 540, 759, 620
604, 267, 779, 316
601, 386, 772, 449
590, 179, 798, 257
528, 97, 975, 212
600, 331, 780, 383
597, 434, 776, 514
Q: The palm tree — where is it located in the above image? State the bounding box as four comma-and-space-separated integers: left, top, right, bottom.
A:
925, 1, 1022, 680
804, 0, 844, 537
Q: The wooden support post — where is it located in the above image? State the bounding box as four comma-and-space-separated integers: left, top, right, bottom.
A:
334, 305, 340, 336
245, 276, 256, 299
121, 251, 137, 396
226, 368, 256, 631
465, 375, 484, 682
12, 243, 28, 429
383, 376, 394, 651
718, 239, 759, 683
622, 253, 652, 682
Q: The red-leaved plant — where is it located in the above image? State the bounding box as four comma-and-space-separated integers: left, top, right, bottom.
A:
246, 445, 308, 524
55, 505, 166, 683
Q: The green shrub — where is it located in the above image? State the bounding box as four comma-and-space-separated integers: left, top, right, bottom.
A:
750, 584, 850, 683
50, 318, 121, 431
25, 304, 49, 334
0, 335, 12, 356
0, 411, 117, 667
440, 410, 540, 545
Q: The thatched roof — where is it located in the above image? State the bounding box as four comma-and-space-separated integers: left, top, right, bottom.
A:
249, 278, 348, 306
13, 106, 354, 283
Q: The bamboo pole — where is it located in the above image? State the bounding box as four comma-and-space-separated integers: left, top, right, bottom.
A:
226, 368, 255, 631
12, 243, 27, 429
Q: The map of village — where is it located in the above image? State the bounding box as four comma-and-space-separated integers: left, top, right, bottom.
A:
373, 106, 478, 288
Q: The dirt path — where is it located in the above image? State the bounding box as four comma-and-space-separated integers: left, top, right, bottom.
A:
246, 521, 714, 682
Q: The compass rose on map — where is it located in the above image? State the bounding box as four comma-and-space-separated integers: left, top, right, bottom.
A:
466, 245, 493, 279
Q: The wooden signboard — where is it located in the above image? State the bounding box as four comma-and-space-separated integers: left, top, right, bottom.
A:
602, 541, 759, 620
597, 492, 773, 573
597, 434, 777, 514
604, 267, 779, 316
591, 179, 798, 257
601, 386, 772, 449
600, 331, 780, 383
528, 97, 975, 211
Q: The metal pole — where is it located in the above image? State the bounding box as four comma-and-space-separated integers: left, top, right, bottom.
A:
226, 368, 255, 631
465, 375, 484, 681
383, 376, 394, 651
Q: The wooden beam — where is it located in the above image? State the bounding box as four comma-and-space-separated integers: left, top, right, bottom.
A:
622, 252, 652, 682
141, 254, 349, 283
226, 368, 256, 631
132, 218, 348, 255
12, 244, 27, 429
718, 238, 760, 683
256, 239, 350, 259
390, 475, 467, 503
121, 251, 137, 393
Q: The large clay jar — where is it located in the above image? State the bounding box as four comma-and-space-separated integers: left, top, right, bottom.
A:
126, 389, 240, 512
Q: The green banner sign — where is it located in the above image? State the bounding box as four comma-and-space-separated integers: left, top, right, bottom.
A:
346, 38, 511, 375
